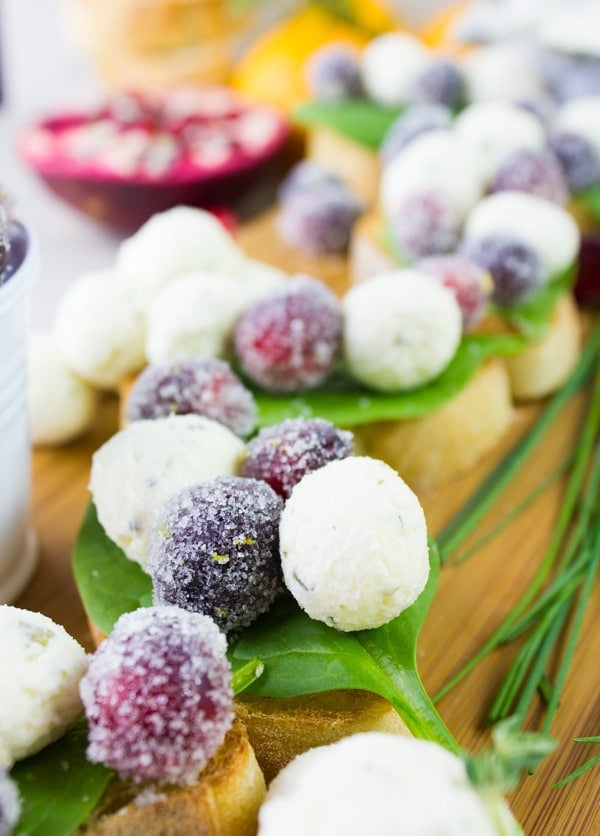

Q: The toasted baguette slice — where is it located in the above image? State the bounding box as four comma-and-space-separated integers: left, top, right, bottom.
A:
307, 127, 380, 206
79, 717, 265, 836
355, 359, 514, 493
349, 210, 398, 283
235, 691, 409, 785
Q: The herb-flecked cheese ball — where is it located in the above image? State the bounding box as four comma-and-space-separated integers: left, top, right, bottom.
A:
258, 733, 498, 836
89, 414, 245, 568
0, 606, 88, 767
343, 270, 462, 392
279, 457, 429, 631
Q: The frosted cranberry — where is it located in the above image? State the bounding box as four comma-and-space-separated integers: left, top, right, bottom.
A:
380, 104, 452, 165
150, 476, 284, 634
306, 44, 362, 103
0, 769, 20, 836
491, 148, 568, 205
277, 185, 362, 255
390, 189, 462, 261
549, 130, 600, 193
234, 276, 342, 392
240, 417, 354, 498
410, 60, 465, 109
126, 357, 257, 436
463, 235, 545, 306
278, 160, 341, 202
417, 254, 493, 329
80, 606, 233, 785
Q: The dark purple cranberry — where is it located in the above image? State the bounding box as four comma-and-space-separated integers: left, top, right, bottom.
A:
240, 417, 354, 498
234, 276, 342, 392
306, 44, 362, 103
0, 769, 20, 836
390, 189, 462, 261
277, 185, 362, 255
463, 234, 546, 306
575, 235, 600, 308
409, 60, 466, 109
278, 160, 342, 202
549, 130, 600, 193
491, 148, 568, 204
126, 357, 257, 437
80, 606, 233, 785
149, 476, 284, 634
380, 104, 452, 164
540, 50, 600, 102
0, 221, 28, 287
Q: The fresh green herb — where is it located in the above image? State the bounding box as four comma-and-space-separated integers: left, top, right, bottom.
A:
253, 332, 526, 428
294, 99, 402, 149
553, 737, 600, 788
580, 183, 600, 219
231, 657, 264, 693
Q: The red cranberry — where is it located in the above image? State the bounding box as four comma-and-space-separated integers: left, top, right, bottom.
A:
80, 606, 233, 785
390, 189, 462, 261
417, 254, 493, 329
234, 276, 342, 393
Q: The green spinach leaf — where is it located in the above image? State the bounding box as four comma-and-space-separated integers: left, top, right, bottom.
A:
580, 183, 600, 219
294, 99, 402, 149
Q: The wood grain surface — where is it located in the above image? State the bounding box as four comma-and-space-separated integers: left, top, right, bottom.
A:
17, 211, 600, 836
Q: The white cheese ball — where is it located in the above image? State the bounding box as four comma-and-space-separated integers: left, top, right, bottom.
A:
0, 606, 88, 766
361, 33, 432, 107
53, 270, 146, 390
343, 270, 462, 392
537, 3, 600, 57
145, 271, 247, 364
115, 206, 246, 309
454, 102, 546, 183
464, 191, 580, 276
280, 457, 429, 631
463, 42, 544, 103
89, 414, 245, 568
381, 131, 485, 219
555, 97, 600, 159
258, 733, 499, 836
28, 333, 98, 446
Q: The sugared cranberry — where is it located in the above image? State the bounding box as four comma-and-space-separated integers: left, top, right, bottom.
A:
463, 235, 545, 306
576, 235, 600, 308
390, 189, 462, 261
417, 254, 493, 329
278, 160, 341, 202
277, 185, 362, 255
126, 357, 257, 437
234, 276, 342, 393
380, 104, 452, 165
549, 130, 600, 193
306, 44, 362, 103
410, 60, 465, 109
80, 606, 233, 785
0, 769, 20, 836
491, 148, 568, 204
150, 476, 284, 634
240, 417, 354, 498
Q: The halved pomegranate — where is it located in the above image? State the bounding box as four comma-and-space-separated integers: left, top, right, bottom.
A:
21, 87, 290, 231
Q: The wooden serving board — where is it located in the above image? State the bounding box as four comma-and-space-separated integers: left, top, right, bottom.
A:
18, 211, 600, 836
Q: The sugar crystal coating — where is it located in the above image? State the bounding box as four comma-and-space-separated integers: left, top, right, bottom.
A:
149, 476, 284, 634
549, 130, 600, 192
380, 104, 452, 165
463, 235, 545, 307
306, 44, 362, 103
240, 418, 354, 498
390, 189, 462, 261
276, 186, 362, 255
278, 161, 341, 202
491, 148, 568, 205
409, 60, 466, 109
80, 606, 233, 785
234, 276, 342, 392
416, 255, 493, 330
126, 357, 257, 436
0, 769, 20, 836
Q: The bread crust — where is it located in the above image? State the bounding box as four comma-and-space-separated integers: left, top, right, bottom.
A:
80, 717, 265, 836
307, 127, 380, 206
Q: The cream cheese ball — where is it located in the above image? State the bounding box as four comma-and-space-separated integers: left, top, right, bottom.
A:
361, 33, 432, 107
53, 270, 146, 390
258, 733, 500, 836
279, 457, 429, 632
0, 606, 88, 766
145, 271, 247, 364
89, 414, 245, 568
454, 102, 546, 184
464, 191, 580, 277
463, 42, 544, 103
381, 131, 484, 220
28, 333, 98, 446
343, 270, 462, 393
115, 206, 246, 309
555, 97, 600, 159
